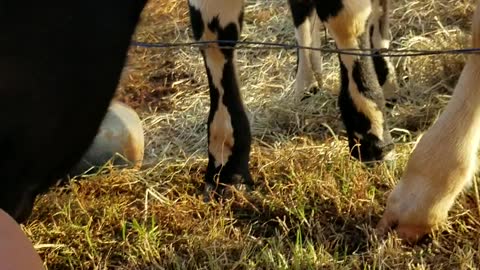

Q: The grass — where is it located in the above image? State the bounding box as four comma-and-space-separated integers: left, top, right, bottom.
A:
26, 0, 480, 269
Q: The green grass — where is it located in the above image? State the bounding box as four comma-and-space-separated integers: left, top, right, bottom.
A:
25, 0, 480, 269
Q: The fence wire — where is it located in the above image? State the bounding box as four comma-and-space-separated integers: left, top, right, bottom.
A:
131, 40, 480, 57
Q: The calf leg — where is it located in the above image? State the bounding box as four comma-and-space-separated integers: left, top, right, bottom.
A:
316, 0, 394, 162
288, 0, 323, 99
377, 1, 480, 242
370, 0, 398, 100
188, 0, 253, 199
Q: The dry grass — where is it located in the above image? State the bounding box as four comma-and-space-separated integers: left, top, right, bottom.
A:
26, 0, 480, 269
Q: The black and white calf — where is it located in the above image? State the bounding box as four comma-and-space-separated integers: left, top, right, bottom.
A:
187, 0, 480, 243
187, 0, 398, 196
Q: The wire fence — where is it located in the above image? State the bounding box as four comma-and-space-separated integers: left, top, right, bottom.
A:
131, 40, 480, 57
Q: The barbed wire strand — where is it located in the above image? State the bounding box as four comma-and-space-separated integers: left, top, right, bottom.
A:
131, 40, 480, 57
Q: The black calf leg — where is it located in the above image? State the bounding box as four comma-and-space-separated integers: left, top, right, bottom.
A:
317, 0, 394, 162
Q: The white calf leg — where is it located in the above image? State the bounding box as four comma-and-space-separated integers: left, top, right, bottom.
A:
370, 0, 397, 100
309, 12, 323, 80
377, 1, 480, 242
293, 13, 323, 98
288, 0, 323, 99
293, 15, 314, 96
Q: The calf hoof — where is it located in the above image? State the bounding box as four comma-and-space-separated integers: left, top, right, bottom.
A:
362, 150, 397, 170
376, 210, 432, 244
381, 78, 398, 102
375, 172, 449, 244
349, 134, 395, 164
385, 97, 398, 109
202, 173, 253, 202
300, 86, 320, 101
69, 101, 144, 176
220, 182, 252, 201
202, 182, 216, 203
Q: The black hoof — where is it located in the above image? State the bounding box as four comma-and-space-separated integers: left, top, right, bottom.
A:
385, 99, 397, 109
300, 86, 320, 101
202, 173, 253, 202
220, 182, 251, 201
202, 182, 216, 203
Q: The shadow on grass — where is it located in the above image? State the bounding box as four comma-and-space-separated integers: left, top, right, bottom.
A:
229, 192, 380, 257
